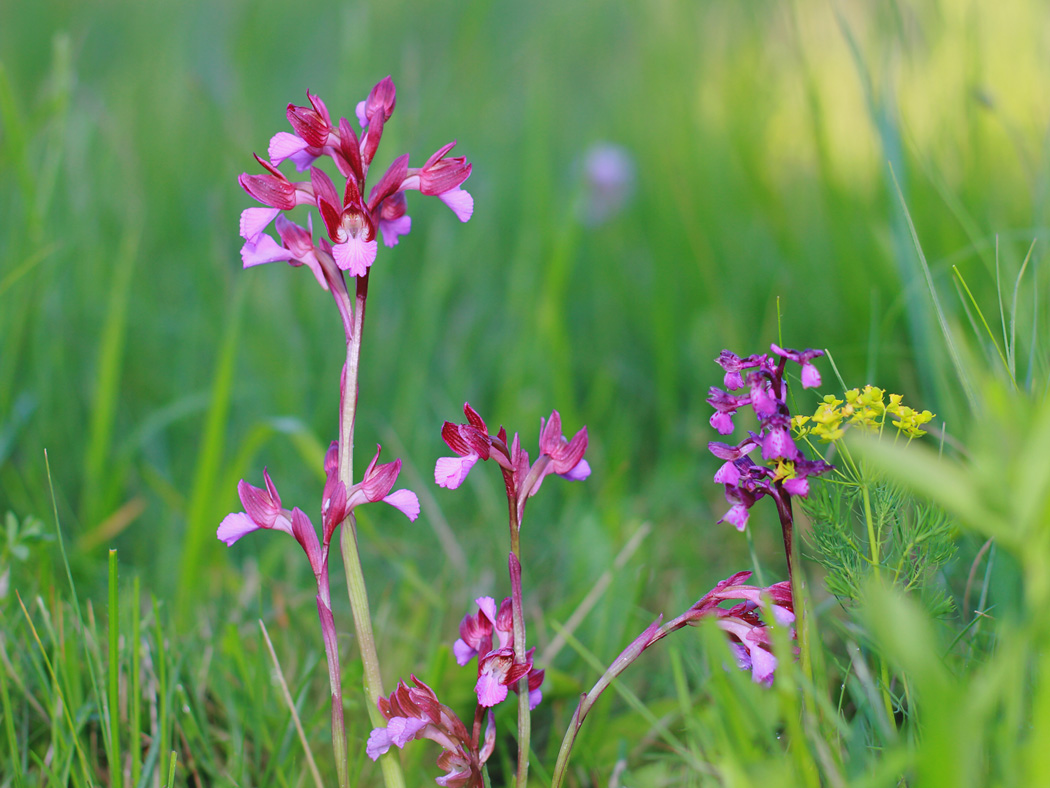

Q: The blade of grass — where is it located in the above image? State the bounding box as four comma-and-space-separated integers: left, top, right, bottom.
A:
15, 591, 92, 784
109, 549, 123, 788
166, 751, 178, 788
82, 224, 142, 526
0, 243, 58, 299
951, 265, 1013, 385
259, 620, 324, 788
0, 633, 23, 788
177, 278, 247, 619
889, 166, 978, 412
539, 521, 651, 666
43, 450, 110, 780
1009, 240, 1036, 379
131, 575, 142, 786
152, 594, 169, 784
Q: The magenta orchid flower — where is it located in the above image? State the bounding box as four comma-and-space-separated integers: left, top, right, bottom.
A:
656, 571, 796, 685
344, 444, 421, 522
434, 403, 589, 526
453, 595, 544, 709
475, 647, 532, 708
367, 676, 495, 788
218, 445, 417, 559
453, 596, 513, 665
706, 345, 832, 532
238, 78, 473, 283
217, 469, 323, 575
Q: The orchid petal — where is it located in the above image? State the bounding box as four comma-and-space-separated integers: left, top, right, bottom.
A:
475, 674, 508, 708
268, 132, 309, 165
721, 504, 750, 531
438, 187, 474, 222
333, 237, 378, 276
241, 234, 293, 268
558, 458, 590, 481
435, 453, 479, 489
239, 207, 281, 242
383, 489, 420, 521
217, 512, 259, 546
379, 214, 412, 247
801, 362, 821, 388
453, 639, 477, 666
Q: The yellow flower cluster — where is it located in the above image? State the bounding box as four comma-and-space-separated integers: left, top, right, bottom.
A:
791, 385, 934, 443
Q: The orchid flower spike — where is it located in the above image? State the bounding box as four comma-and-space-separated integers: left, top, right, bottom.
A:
237, 77, 474, 285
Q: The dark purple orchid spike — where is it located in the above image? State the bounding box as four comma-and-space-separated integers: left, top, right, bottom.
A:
707, 344, 833, 586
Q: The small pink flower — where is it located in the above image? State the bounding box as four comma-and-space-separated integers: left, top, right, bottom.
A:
368, 676, 492, 788
217, 469, 322, 575
435, 403, 495, 489
685, 573, 796, 685
475, 647, 531, 708
241, 214, 331, 291
345, 445, 420, 521
286, 90, 333, 148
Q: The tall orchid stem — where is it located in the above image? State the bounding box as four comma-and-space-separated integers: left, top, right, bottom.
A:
334, 271, 406, 788
315, 570, 349, 788
504, 496, 531, 788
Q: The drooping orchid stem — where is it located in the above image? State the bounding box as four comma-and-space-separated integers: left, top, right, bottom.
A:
549, 618, 663, 788
335, 270, 406, 788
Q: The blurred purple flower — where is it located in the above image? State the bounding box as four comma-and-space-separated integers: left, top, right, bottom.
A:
579, 142, 635, 225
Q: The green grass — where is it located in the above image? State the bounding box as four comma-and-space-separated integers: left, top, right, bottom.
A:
3, 0, 1050, 785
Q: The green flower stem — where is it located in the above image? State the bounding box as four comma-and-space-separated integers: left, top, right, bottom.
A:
335, 271, 406, 788
861, 480, 897, 730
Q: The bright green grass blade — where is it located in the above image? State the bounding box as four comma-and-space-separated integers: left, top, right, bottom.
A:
177, 278, 247, 618
259, 619, 324, 788
152, 594, 169, 784
15, 591, 91, 784
166, 751, 178, 788
82, 225, 141, 526
0, 637, 23, 787
889, 167, 978, 413
951, 265, 1012, 385
130, 575, 141, 786
1010, 240, 1036, 382
42, 451, 106, 780
108, 549, 122, 788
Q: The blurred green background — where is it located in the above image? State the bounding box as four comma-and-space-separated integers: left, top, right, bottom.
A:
5, 0, 1048, 607
6, 0, 1050, 616
2, 0, 1049, 780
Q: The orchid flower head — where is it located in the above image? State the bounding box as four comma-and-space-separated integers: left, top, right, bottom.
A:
217, 469, 323, 575
238, 78, 473, 287
708, 344, 832, 532
344, 445, 420, 522
368, 675, 493, 787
